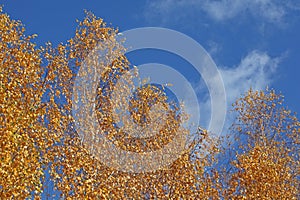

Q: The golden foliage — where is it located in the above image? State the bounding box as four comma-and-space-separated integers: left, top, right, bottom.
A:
0, 7, 299, 199
224, 89, 300, 199
0, 9, 45, 198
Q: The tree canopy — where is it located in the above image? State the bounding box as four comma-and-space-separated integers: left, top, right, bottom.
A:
0, 8, 299, 199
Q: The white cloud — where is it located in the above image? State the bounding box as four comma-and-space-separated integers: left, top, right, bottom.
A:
207, 41, 222, 56
146, 0, 289, 24
198, 50, 282, 133
220, 50, 281, 104
202, 0, 285, 23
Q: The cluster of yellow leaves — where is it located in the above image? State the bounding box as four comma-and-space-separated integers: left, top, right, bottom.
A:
223, 89, 300, 199
0, 8, 46, 198
1, 7, 299, 199
43, 11, 220, 199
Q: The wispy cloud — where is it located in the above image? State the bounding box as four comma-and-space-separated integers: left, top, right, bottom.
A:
220, 50, 281, 104
202, 0, 285, 23
199, 50, 282, 133
207, 40, 222, 56
145, 0, 292, 25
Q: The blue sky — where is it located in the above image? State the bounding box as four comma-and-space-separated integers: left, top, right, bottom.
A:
1, 0, 300, 129
1, 1, 300, 198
